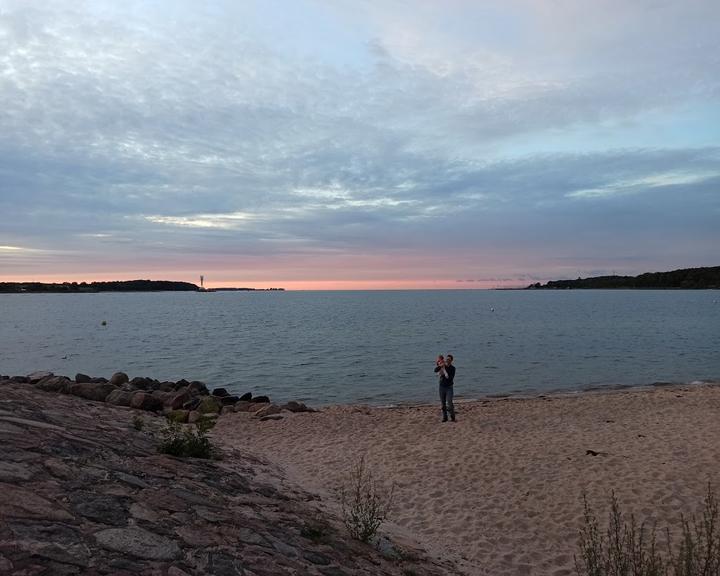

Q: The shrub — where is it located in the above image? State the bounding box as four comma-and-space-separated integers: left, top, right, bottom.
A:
158, 419, 214, 459
339, 455, 394, 543
576, 484, 719, 576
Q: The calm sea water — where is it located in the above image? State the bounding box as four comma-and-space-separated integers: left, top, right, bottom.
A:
1, 290, 718, 406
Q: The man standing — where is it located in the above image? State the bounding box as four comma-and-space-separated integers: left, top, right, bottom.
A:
434, 354, 456, 422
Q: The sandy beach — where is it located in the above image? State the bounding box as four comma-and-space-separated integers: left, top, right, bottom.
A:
216, 384, 720, 576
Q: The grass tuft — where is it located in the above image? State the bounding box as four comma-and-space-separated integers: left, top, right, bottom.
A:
576, 484, 719, 576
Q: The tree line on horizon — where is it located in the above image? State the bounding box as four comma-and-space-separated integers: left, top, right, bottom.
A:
0, 280, 200, 293
527, 266, 720, 290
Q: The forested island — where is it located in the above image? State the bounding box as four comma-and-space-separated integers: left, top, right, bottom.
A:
0, 280, 200, 293
527, 266, 720, 290
0, 280, 285, 293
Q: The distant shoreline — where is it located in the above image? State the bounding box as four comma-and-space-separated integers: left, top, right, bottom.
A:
0, 280, 285, 294
526, 265, 720, 290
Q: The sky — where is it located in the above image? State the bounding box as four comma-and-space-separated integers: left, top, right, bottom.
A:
0, 0, 718, 289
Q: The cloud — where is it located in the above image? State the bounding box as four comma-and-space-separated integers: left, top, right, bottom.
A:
0, 1, 718, 284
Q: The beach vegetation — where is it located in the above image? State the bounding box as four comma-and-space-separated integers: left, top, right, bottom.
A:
158, 418, 215, 459
339, 455, 395, 543
132, 414, 144, 431
576, 484, 719, 576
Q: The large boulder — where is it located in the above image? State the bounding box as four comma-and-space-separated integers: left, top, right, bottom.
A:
106, 389, 133, 406
212, 387, 229, 397
197, 396, 222, 414
233, 401, 255, 413
27, 371, 53, 384
282, 401, 314, 413
239, 392, 252, 401
129, 376, 152, 390
220, 395, 239, 406
11, 375, 30, 384
130, 392, 164, 412
158, 381, 175, 392
74, 373, 92, 384
167, 389, 191, 410
253, 404, 282, 419
68, 382, 117, 402
110, 372, 129, 386
251, 395, 270, 404
174, 379, 190, 390
182, 398, 201, 411
35, 375, 72, 393
188, 381, 208, 396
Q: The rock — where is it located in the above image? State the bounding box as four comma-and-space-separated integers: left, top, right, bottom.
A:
27, 370, 53, 384
129, 502, 158, 522
0, 482, 74, 521
187, 410, 201, 424
106, 389, 133, 406
168, 389, 191, 410
90, 376, 109, 384
197, 396, 222, 414
212, 387, 229, 397
10, 375, 30, 383
110, 372, 129, 386
251, 395, 270, 403
74, 373, 92, 383
175, 378, 190, 390
233, 401, 255, 412
129, 376, 152, 390
220, 395, 239, 405
130, 392, 164, 412
282, 400, 313, 413
159, 381, 175, 392
303, 551, 331, 565
0, 461, 34, 481
221, 406, 236, 415
260, 414, 284, 421
183, 398, 201, 411
167, 410, 189, 423
188, 381, 208, 396
239, 392, 252, 401
67, 382, 116, 402
94, 527, 181, 560
253, 404, 282, 418
35, 375, 72, 393
152, 390, 172, 405
72, 493, 128, 526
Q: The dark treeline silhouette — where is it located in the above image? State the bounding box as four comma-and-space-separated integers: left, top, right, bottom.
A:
0, 280, 200, 293
527, 266, 720, 290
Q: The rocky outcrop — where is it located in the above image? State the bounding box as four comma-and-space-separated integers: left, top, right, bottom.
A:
0, 380, 458, 575
8, 369, 318, 424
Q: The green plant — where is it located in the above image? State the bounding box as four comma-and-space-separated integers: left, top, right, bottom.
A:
158, 419, 214, 459
576, 484, 719, 576
132, 415, 144, 431
670, 485, 720, 576
339, 455, 395, 543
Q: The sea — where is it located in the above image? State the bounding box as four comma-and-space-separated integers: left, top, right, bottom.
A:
1, 290, 718, 406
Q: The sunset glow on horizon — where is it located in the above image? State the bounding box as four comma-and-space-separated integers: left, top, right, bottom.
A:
1, 1, 718, 287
